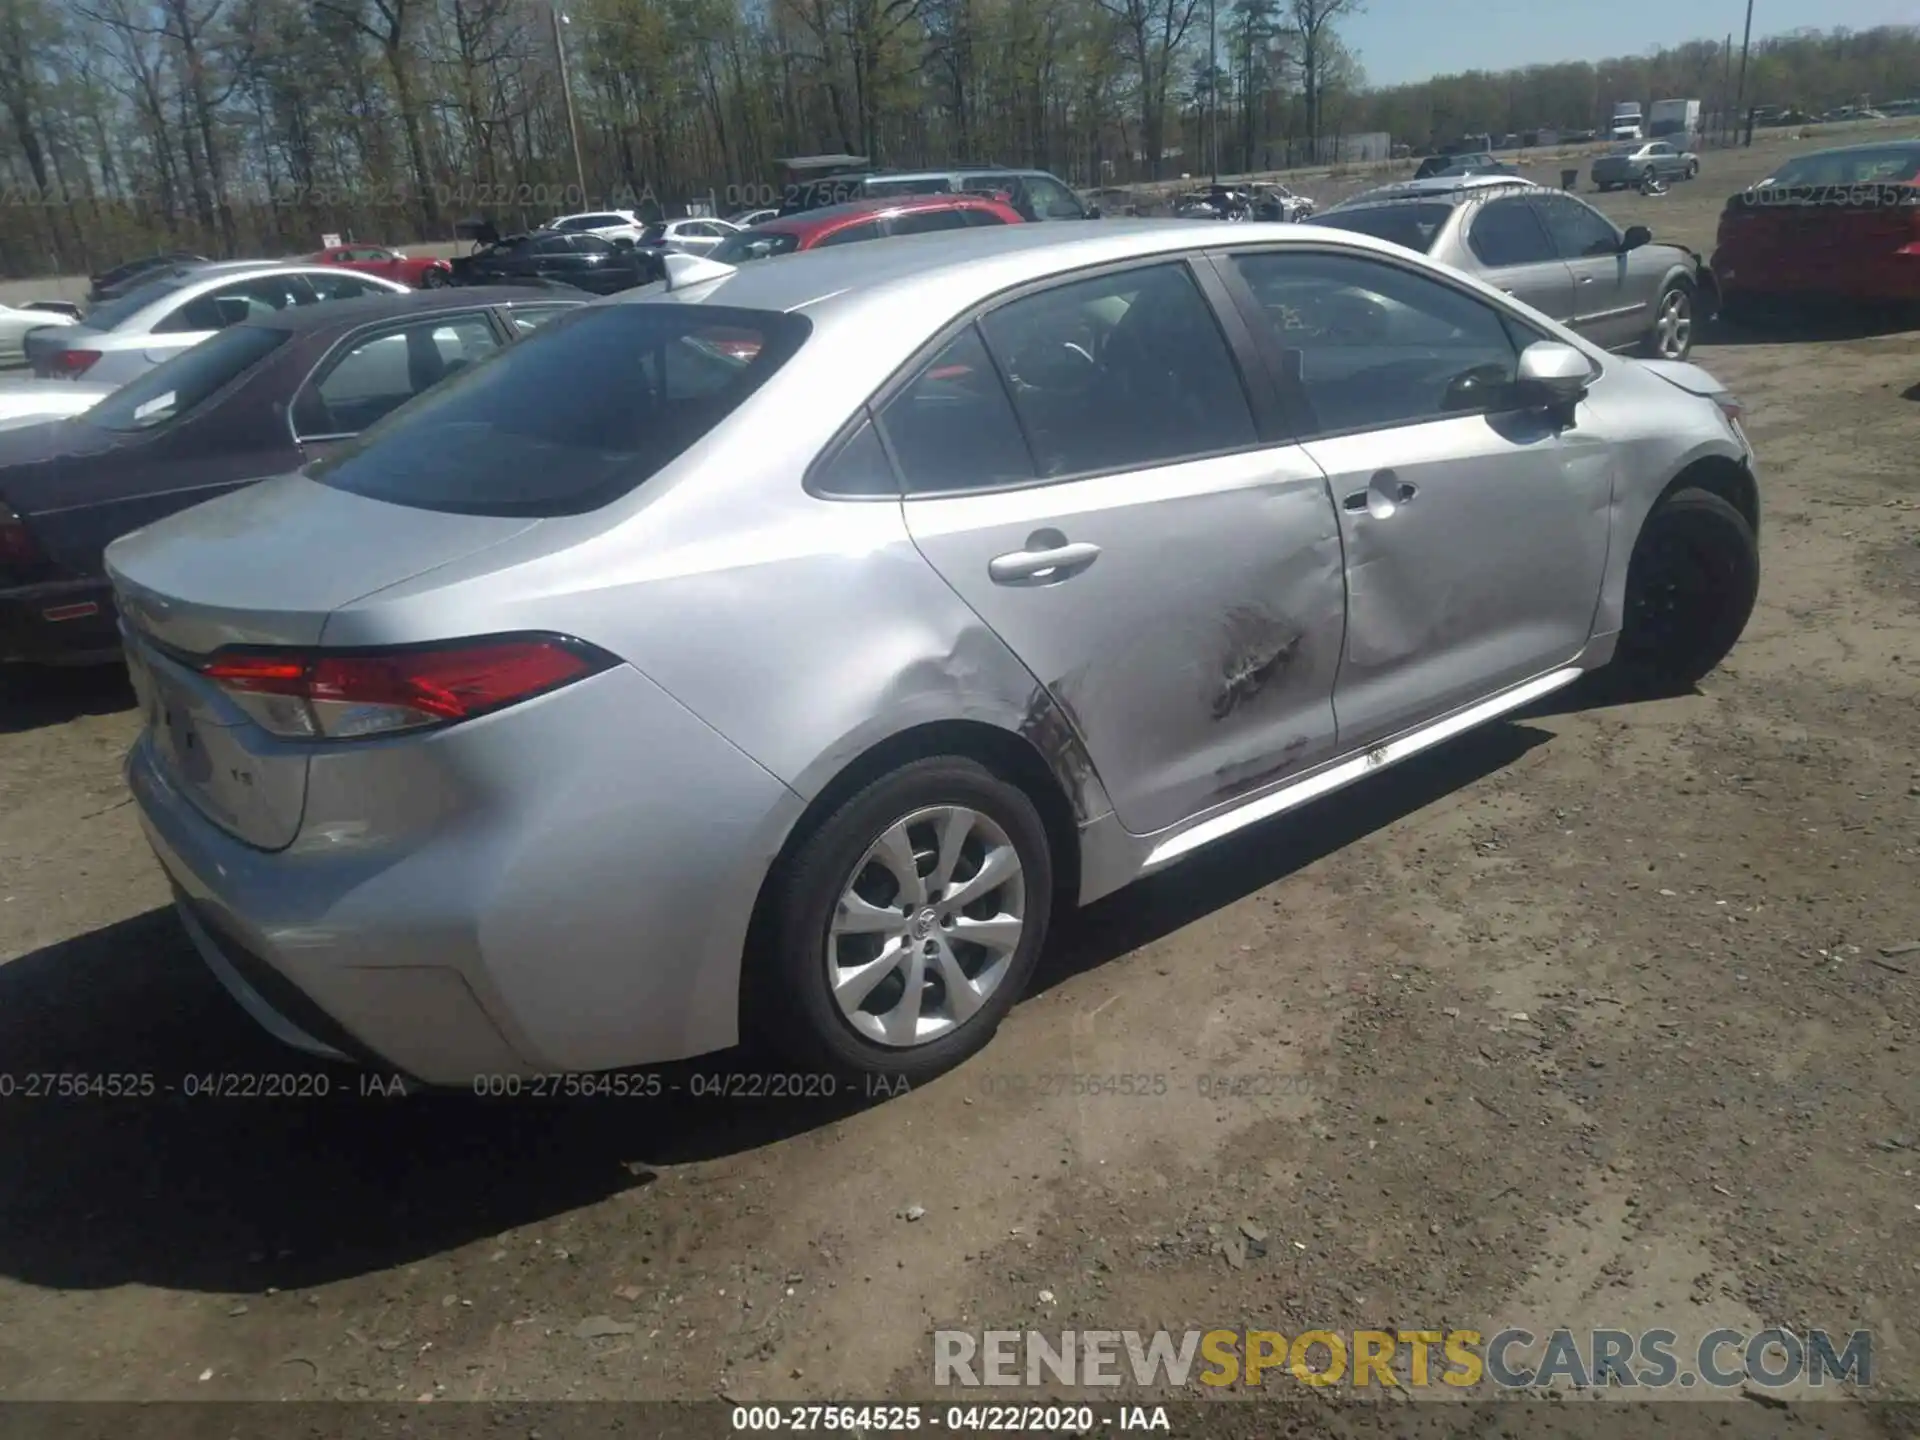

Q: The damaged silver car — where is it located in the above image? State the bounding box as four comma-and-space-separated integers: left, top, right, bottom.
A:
106, 222, 1761, 1087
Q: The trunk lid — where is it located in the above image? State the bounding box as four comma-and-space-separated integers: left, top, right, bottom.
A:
108, 472, 539, 850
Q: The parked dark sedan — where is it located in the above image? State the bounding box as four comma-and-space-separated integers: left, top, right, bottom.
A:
1, 286, 580, 666
88, 251, 211, 305
450, 229, 661, 293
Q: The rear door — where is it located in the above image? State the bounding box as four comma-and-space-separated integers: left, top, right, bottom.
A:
1532, 193, 1645, 349
893, 257, 1349, 835
1463, 194, 1576, 323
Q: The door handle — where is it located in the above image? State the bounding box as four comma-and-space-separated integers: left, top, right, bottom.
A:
1578, 274, 1596, 284
988, 539, 1101, 585
1342, 474, 1417, 514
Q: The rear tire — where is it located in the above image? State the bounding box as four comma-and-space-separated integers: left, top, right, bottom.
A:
1613, 487, 1758, 691
422, 268, 448, 288
755, 756, 1055, 1084
1686, 159, 1699, 180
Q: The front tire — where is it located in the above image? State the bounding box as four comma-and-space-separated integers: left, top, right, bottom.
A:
758, 757, 1055, 1083
421, 267, 449, 288
1641, 281, 1695, 360
1614, 487, 1758, 690
1686, 159, 1699, 180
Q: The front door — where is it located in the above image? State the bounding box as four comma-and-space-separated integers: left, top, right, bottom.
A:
892, 259, 1349, 836
1217, 246, 1613, 750
1533, 193, 1644, 349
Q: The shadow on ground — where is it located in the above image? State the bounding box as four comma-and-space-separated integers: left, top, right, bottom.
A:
0, 662, 135, 735
0, 721, 1550, 1296
1702, 308, 1920, 348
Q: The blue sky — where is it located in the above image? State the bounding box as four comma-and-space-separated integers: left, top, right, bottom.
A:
1342, 0, 1918, 86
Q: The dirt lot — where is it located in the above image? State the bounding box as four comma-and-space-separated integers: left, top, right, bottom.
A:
1, 133, 1918, 1425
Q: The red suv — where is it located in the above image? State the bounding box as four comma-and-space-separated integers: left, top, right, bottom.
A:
708, 194, 1024, 264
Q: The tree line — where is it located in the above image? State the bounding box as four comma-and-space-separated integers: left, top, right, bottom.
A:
0, 0, 1914, 281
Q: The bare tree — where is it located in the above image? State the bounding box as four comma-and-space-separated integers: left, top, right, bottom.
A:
1092, 0, 1202, 179
1287, 0, 1359, 148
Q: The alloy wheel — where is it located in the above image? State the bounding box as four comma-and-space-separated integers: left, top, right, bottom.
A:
1655, 289, 1692, 358
826, 805, 1027, 1048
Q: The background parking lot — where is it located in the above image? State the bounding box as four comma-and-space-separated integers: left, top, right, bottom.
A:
1, 133, 1917, 1418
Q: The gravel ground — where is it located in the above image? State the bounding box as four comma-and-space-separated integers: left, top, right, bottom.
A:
0, 133, 1917, 1429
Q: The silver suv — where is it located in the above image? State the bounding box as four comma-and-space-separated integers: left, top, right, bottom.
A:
1310, 176, 1711, 361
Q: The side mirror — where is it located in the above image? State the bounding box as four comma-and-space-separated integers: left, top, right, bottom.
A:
1515, 341, 1592, 421
1621, 224, 1652, 251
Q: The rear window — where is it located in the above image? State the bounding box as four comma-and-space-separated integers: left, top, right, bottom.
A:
307, 304, 811, 517
710, 228, 803, 263
83, 274, 191, 330
639, 223, 669, 242
88, 325, 289, 432
1307, 203, 1451, 254
1765, 147, 1920, 186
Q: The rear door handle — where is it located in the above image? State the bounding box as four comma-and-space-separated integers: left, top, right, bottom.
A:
988, 540, 1101, 585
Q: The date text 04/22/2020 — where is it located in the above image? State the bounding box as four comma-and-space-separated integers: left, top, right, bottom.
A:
727, 1404, 1173, 1432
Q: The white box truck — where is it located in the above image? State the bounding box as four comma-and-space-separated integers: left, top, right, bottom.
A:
1610, 102, 1645, 140
1648, 98, 1702, 140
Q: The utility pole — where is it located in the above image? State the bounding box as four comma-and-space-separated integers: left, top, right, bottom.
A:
1208, 0, 1219, 181
1733, 0, 1755, 146
1722, 33, 1734, 144
552, 5, 588, 204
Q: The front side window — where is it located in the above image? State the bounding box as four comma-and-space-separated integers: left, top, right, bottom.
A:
1535, 195, 1621, 258
294, 315, 502, 439
1467, 196, 1556, 266
87, 325, 289, 432
505, 304, 579, 335
307, 270, 390, 301
1024, 176, 1089, 219
534, 234, 576, 255
307, 304, 810, 516
158, 274, 317, 333
1230, 250, 1523, 436
977, 261, 1257, 478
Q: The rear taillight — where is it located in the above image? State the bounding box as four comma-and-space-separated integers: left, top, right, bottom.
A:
0, 499, 46, 569
200, 634, 617, 740
47, 349, 101, 378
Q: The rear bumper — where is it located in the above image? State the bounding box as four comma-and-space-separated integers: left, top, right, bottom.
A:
0, 578, 120, 665
1711, 248, 1920, 302
127, 661, 804, 1086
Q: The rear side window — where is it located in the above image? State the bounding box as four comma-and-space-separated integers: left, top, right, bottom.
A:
890, 209, 974, 236
83, 275, 193, 331
1466, 197, 1556, 265
963, 208, 1010, 227
1308, 203, 1450, 254
87, 325, 289, 432
307, 304, 810, 516
711, 229, 803, 263
815, 220, 885, 247
877, 326, 1034, 494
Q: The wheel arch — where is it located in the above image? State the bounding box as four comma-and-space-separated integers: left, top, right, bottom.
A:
1659, 452, 1759, 540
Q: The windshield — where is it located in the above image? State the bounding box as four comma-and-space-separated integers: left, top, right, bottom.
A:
308, 304, 811, 517
1766, 147, 1920, 185
88, 325, 289, 432
83, 274, 193, 331
710, 229, 804, 264
1307, 203, 1450, 254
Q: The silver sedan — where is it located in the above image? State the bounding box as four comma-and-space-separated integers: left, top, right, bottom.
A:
24, 262, 410, 387
106, 221, 1760, 1087
1591, 140, 1700, 191
1309, 175, 1712, 361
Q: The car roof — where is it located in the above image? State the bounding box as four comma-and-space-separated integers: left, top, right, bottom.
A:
755, 194, 1015, 237
866, 165, 1056, 180
635, 217, 1417, 321
244, 285, 580, 334
1331, 175, 1539, 208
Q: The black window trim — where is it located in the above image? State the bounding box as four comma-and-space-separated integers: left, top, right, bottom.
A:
288, 307, 511, 445
806, 252, 1291, 503
1207, 240, 1606, 445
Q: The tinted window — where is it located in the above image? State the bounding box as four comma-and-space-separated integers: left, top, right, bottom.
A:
890, 208, 975, 236
812, 415, 899, 497
814, 220, 885, 247
1309, 203, 1451, 254
87, 325, 289, 432
295, 315, 502, 439
84, 274, 194, 331
534, 234, 576, 255
963, 207, 1011, 227
978, 261, 1256, 478
639, 223, 669, 242
308, 304, 810, 516
307, 270, 391, 301
1767, 146, 1920, 184
1536, 195, 1620, 258
1467, 197, 1556, 265
158, 274, 316, 333
570, 235, 615, 254
505, 304, 579, 335
1230, 251, 1522, 436
1025, 176, 1088, 219
878, 326, 1033, 494
710, 229, 803, 263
